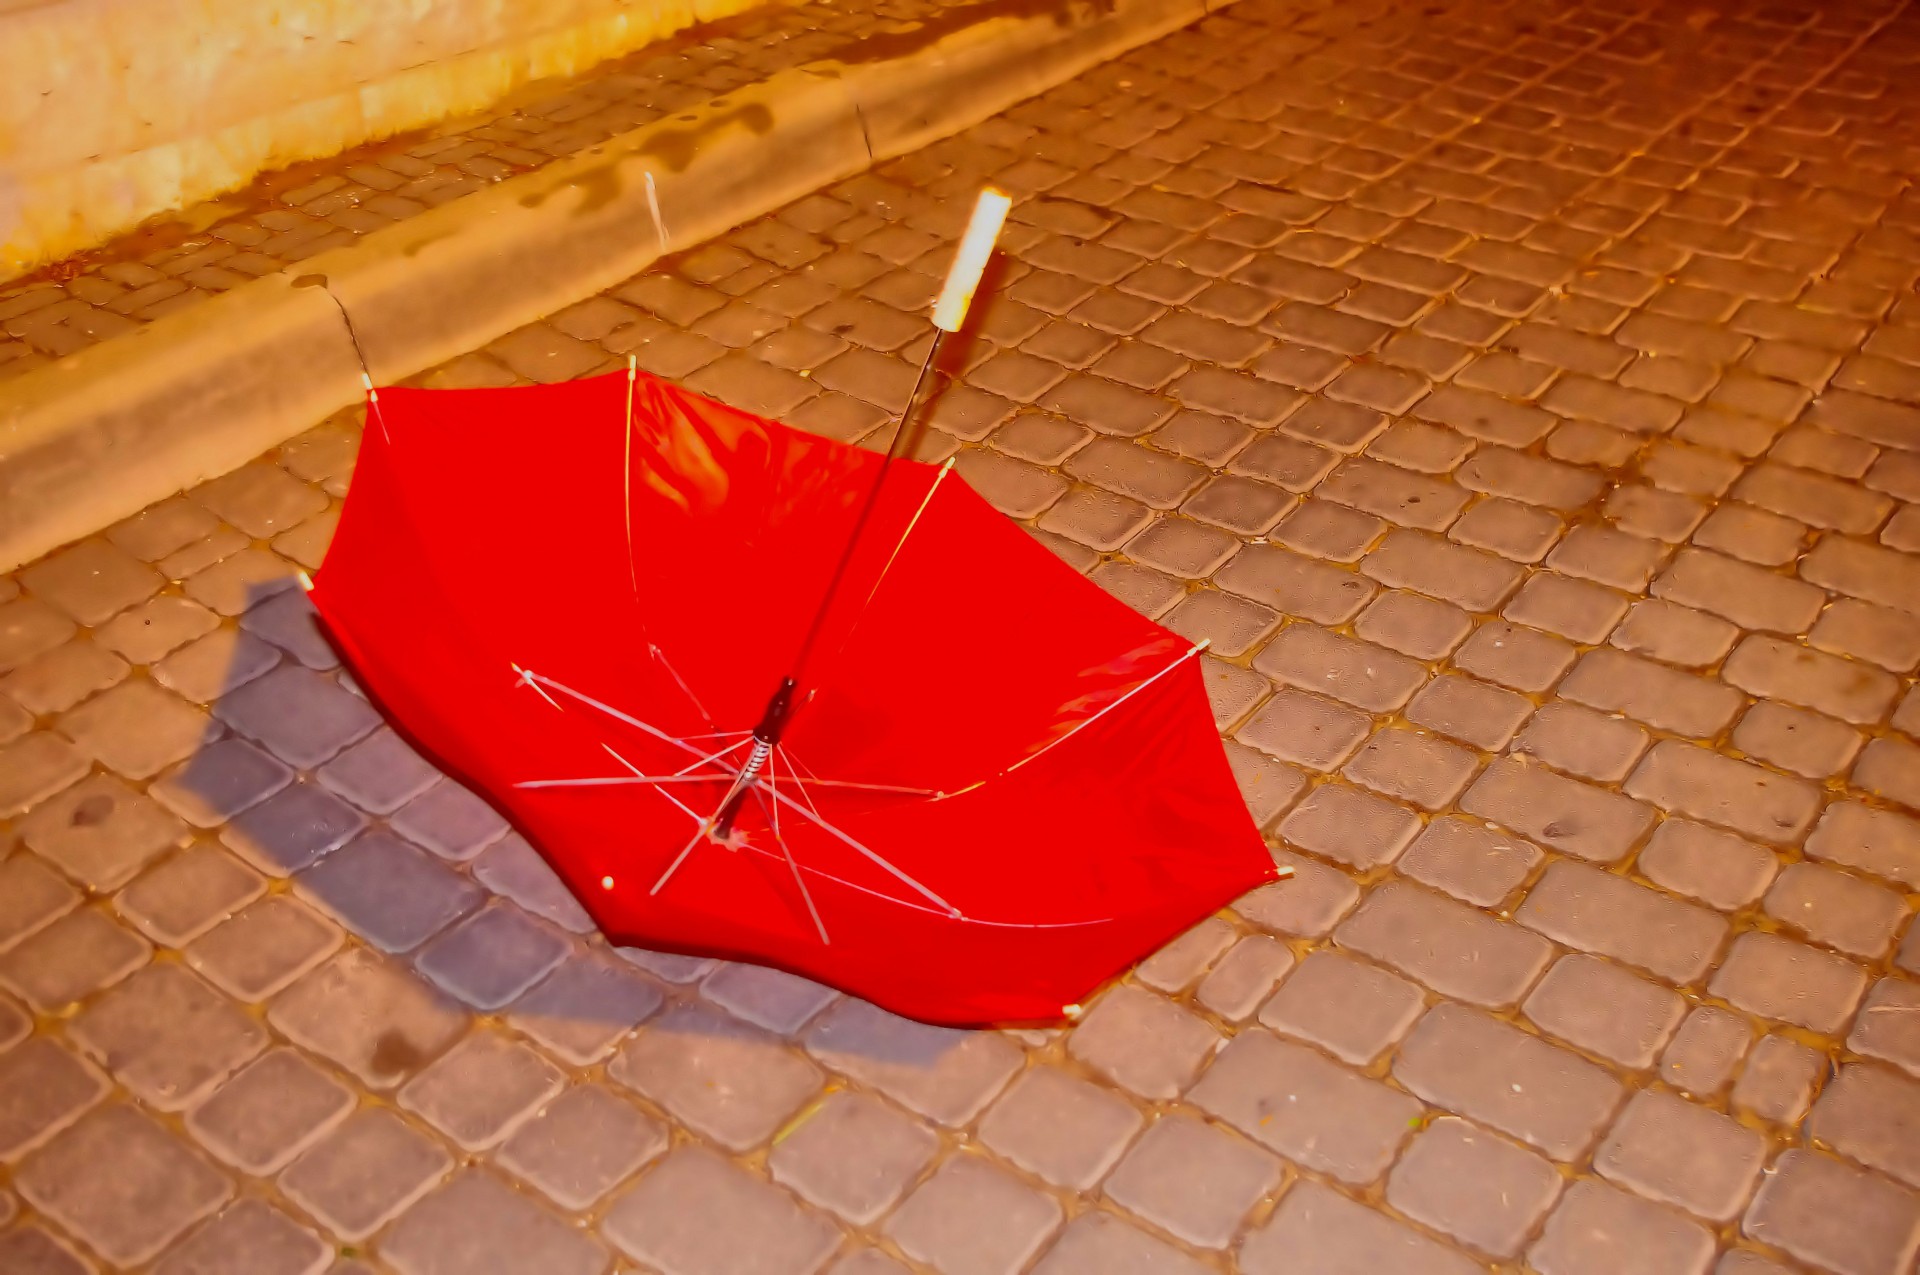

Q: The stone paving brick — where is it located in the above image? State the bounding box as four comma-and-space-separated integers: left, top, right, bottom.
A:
280, 1107, 452, 1241
1277, 782, 1421, 870
1723, 634, 1899, 726
382, 1168, 609, 1275
1354, 589, 1470, 659
768, 1091, 937, 1225
1626, 741, 1822, 847
0, 852, 76, 952
471, 834, 593, 935
1133, 919, 1234, 995
1253, 623, 1426, 712
1744, 1150, 1920, 1275
1030, 1212, 1208, 1275
1523, 954, 1684, 1071
611, 1003, 820, 1152
399, 1029, 563, 1152
1215, 545, 1375, 625
1653, 547, 1826, 635
1462, 756, 1654, 865
295, 830, 482, 952
806, 998, 1021, 1125
887, 1155, 1062, 1275
1732, 1032, 1827, 1127
977, 1066, 1141, 1191
1405, 674, 1534, 751
498, 1085, 665, 1211
1595, 1090, 1766, 1223
0, 905, 151, 1011
18, 1103, 232, 1265
1503, 573, 1630, 646
115, 844, 262, 946
58, 678, 209, 780
19, 539, 163, 625
1637, 819, 1778, 913
18, 771, 186, 891
1805, 800, 1920, 889
1735, 700, 1865, 779
1387, 1116, 1561, 1259
1811, 597, 1920, 673
1512, 702, 1648, 784
5, 638, 129, 715
1453, 620, 1576, 694
1808, 1062, 1920, 1191
186, 1046, 353, 1174
187, 894, 342, 1000
415, 902, 568, 1010
1337, 880, 1552, 1009
269, 947, 466, 1089
702, 963, 838, 1036
152, 1198, 328, 1275
1764, 861, 1906, 959
1855, 735, 1920, 809
219, 779, 365, 877
150, 736, 291, 828
1800, 534, 1920, 616
1191, 1030, 1419, 1185
0, 1224, 93, 1275
1610, 598, 1739, 668
1695, 503, 1809, 567
214, 666, 378, 769
506, 950, 663, 1066
1361, 529, 1524, 611
1850, 978, 1920, 1081
1661, 1007, 1752, 1099
1711, 932, 1867, 1036
1067, 984, 1218, 1100
1530, 1179, 1715, 1275
69, 962, 265, 1111
1241, 1179, 1479, 1275
1103, 1113, 1278, 1248
0, 1037, 106, 1163
1562, 648, 1743, 740
1194, 933, 1293, 1022
1233, 847, 1359, 939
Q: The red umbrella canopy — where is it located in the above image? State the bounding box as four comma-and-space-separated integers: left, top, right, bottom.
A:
311, 368, 1280, 1024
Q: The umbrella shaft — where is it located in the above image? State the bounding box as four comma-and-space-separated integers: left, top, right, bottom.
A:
712, 738, 772, 838
786, 329, 949, 692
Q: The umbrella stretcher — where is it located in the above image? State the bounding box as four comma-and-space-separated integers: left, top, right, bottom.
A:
310, 191, 1285, 1024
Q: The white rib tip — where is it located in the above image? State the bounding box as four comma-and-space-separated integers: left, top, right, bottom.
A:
1062, 1003, 1085, 1021
601, 876, 615, 889
940, 457, 957, 472
627, 353, 637, 378
1190, 639, 1211, 654
360, 372, 375, 391
296, 571, 314, 592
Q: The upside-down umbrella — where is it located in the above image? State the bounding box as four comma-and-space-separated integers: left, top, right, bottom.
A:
310, 191, 1283, 1024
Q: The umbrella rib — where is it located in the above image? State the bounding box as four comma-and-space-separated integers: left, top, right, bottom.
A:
520, 670, 956, 916
812, 458, 954, 687
760, 760, 830, 945
935, 640, 1210, 801
755, 777, 960, 918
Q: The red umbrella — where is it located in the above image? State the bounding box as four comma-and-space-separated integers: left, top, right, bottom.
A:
310, 194, 1282, 1024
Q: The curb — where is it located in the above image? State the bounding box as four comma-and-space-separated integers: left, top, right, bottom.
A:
0, 0, 1223, 572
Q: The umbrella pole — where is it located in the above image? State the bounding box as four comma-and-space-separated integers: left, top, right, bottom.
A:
711, 187, 1013, 841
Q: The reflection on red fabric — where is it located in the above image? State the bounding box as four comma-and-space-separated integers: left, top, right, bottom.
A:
312, 369, 1277, 1024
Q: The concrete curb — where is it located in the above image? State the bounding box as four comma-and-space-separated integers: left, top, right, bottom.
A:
0, 0, 1228, 571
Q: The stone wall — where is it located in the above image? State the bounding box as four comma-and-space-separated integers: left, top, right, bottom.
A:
0, 0, 760, 279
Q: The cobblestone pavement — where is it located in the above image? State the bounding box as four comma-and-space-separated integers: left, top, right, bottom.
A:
7, 0, 1920, 1270
0, 0, 970, 378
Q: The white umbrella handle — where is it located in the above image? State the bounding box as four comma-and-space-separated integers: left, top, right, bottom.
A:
932, 188, 1013, 333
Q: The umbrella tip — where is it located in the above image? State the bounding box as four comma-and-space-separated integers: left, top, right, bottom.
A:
1062, 1003, 1085, 1021
296, 571, 313, 593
